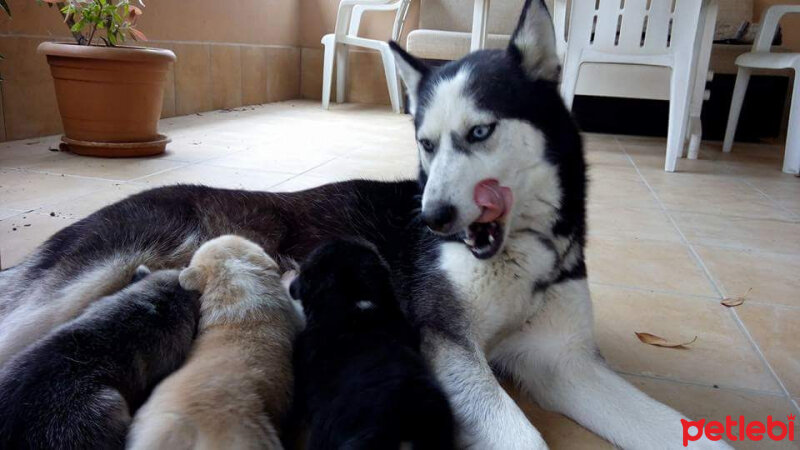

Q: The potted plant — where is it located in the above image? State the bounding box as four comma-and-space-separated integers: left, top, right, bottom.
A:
36, 0, 175, 157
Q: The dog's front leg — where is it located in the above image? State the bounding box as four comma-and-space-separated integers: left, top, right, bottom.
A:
489, 278, 732, 450
424, 331, 548, 450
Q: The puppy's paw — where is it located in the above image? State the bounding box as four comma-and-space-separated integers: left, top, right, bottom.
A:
131, 265, 151, 283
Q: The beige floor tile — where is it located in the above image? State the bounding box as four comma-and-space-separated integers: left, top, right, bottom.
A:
746, 177, 800, 217
270, 174, 343, 192
695, 246, 800, 308
585, 237, 716, 296
626, 375, 798, 449
135, 164, 294, 191
502, 380, 614, 450
0, 209, 20, 220
0, 169, 116, 212
0, 213, 77, 270
43, 183, 149, 221
587, 166, 658, 208
159, 140, 244, 163
588, 204, 682, 242
643, 173, 791, 220
673, 212, 800, 256
737, 304, 800, 398
0, 136, 63, 168
205, 147, 337, 175
22, 154, 186, 182
584, 147, 632, 168
304, 155, 418, 181
592, 284, 780, 392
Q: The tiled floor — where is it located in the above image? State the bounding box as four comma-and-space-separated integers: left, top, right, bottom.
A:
1, 101, 799, 448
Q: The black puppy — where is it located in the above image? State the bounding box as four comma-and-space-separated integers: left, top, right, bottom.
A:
289, 239, 455, 450
0, 269, 200, 450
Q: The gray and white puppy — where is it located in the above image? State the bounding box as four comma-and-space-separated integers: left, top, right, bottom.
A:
0, 269, 200, 450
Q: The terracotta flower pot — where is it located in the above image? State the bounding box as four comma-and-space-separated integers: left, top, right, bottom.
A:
37, 42, 176, 157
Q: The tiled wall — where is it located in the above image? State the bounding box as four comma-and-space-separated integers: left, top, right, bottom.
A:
0, 37, 301, 141
298, 0, 420, 106
0, 0, 302, 142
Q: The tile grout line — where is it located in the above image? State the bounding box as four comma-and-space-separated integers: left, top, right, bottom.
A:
588, 280, 800, 311
617, 370, 788, 398
617, 137, 797, 404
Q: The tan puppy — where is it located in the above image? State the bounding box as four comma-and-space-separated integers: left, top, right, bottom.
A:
128, 235, 304, 450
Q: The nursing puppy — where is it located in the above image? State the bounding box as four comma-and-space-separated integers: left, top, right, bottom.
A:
290, 239, 455, 450
128, 235, 305, 450
0, 269, 199, 450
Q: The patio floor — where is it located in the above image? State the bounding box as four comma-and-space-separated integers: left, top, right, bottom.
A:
1, 100, 798, 448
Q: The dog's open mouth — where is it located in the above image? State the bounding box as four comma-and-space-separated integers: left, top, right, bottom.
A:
463, 179, 513, 259
463, 221, 504, 259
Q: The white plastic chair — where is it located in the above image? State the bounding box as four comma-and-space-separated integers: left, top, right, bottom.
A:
321, 0, 412, 113
722, 4, 800, 174
560, 0, 706, 172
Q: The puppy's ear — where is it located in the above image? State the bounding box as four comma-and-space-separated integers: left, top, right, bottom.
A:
389, 41, 429, 116
179, 266, 206, 292
130, 265, 151, 283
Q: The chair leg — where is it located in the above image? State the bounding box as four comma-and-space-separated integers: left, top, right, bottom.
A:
321, 36, 336, 110
687, 116, 702, 159
380, 47, 403, 113
665, 62, 694, 172
559, 56, 582, 111
335, 45, 349, 104
782, 73, 799, 174
723, 67, 751, 153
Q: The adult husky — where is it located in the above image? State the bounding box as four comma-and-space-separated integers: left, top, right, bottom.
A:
0, 1, 726, 448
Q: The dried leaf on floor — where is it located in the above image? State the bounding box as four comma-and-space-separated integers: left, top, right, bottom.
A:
721, 288, 751, 308
635, 332, 697, 349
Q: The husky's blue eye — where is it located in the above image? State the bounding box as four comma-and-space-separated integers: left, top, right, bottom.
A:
419, 139, 435, 153
468, 124, 496, 143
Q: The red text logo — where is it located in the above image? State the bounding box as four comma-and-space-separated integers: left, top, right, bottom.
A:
682, 415, 795, 446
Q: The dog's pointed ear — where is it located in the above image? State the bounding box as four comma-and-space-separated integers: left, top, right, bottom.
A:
179, 267, 206, 292
508, 0, 561, 82
389, 41, 429, 115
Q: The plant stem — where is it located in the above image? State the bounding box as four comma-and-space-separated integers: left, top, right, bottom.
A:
55, 2, 88, 45
87, 25, 97, 46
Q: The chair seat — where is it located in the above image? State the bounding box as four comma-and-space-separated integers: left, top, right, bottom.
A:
406, 29, 510, 60
736, 51, 800, 71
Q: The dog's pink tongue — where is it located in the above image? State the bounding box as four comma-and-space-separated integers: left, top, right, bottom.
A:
474, 179, 513, 223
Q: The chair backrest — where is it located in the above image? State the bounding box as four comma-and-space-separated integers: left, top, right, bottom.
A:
567, 0, 703, 57
418, 0, 535, 34
752, 4, 800, 52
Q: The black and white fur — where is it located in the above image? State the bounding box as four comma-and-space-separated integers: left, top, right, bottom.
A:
289, 239, 455, 450
0, 1, 728, 448
0, 269, 200, 449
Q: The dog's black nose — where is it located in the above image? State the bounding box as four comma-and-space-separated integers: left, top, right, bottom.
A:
422, 203, 457, 234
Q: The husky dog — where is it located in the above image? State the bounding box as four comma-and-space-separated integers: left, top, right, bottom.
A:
0, 1, 729, 448
289, 239, 455, 450
0, 270, 199, 450
128, 235, 304, 450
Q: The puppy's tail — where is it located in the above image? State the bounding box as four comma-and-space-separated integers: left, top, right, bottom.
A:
127, 413, 197, 450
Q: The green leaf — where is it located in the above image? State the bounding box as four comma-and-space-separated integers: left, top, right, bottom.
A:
71, 19, 86, 32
